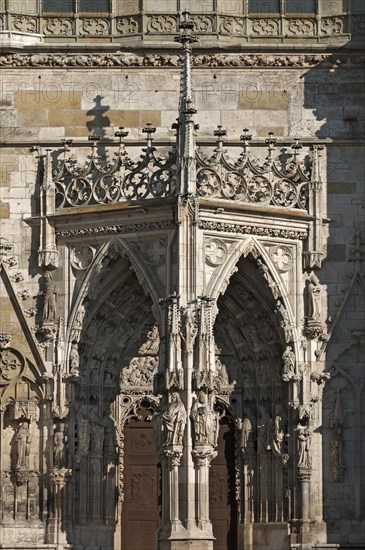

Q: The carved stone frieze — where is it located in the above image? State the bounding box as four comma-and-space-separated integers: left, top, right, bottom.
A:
0, 51, 359, 69
56, 220, 174, 239
198, 221, 307, 241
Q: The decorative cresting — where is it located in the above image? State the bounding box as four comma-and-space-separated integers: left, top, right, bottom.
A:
51, 129, 321, 217
0, 10, 348, 40
196, 130, 311, 210
54, 127, 177, 208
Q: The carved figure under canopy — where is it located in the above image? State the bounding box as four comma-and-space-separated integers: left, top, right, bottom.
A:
191, 391, 219, 447
162, 392, 187, 446
54, 423, 66, 468
297, 421, 312, 469
240, 411, 254, 454
307, 272, 322, 323
16, 422, 31, 469
282, 346, 296, 381
42, 270, 58, 322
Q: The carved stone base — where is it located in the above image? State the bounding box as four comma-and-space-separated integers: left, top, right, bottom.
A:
289, 519, 327, 547
159, 541, 213, 550
240, 522, 290, 550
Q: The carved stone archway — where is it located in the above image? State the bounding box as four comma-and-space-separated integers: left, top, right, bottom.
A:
213, 253, 293, 550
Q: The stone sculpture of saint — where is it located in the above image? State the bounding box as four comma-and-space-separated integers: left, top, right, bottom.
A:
307, 272, 322, 322
42, 270, 58, 322
16, 422, 31, 469
69, 342, 80, 376
54, 423, 66, 468
240, 412, 253, 454
162, 392, 186, 446
257, 406, 271, 455
297, 422, 312, 469
282, 346, 296, 381
191, 391, 219, 447
271, 415, 285, 456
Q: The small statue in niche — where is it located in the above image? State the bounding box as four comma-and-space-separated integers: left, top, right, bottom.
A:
191, 391, 219, 447
69, 342, 80, 376
16, 422, 31, 469
282, 346, 296, 381
42, 270, 58, 322
89, 406, 104, 455
270, 414, 285, 457
70, 304, 85, 343
103, 414, 117, 458
257, 258, 281, 300
297, 420, 312, 469
240, 410, 255, 455
76, 405, 90, 457
162, 391, 187, 446
54, 422, 67, 468
257, 406, 271, 455
307, 272, 322, 323
275, 299, 293, 342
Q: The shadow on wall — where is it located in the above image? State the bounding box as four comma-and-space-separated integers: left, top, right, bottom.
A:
302, 19, 365, 545
86, 95, 111, 140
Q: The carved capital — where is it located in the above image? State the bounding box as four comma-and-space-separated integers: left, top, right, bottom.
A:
50, 468, 72, 486
163, 445, 183, 466
297, 467, 312, 483
192, 445, 217, 466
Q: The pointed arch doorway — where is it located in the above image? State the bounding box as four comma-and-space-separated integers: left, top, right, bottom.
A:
209, 416, 238, 550
211, 253, 292, 550
121, 403, 162, 550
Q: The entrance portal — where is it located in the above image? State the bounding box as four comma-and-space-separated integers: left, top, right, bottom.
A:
210, 419, 237, 550
121, 408, 161, 550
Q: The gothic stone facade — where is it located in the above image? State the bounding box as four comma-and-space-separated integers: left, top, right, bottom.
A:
0, 2, 364, 549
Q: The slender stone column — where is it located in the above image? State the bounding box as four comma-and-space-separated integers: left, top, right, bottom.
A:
192, 446, 216, 534
165, 446, 183, 531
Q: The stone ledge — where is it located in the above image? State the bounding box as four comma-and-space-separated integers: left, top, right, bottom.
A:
0, 31, 44, 48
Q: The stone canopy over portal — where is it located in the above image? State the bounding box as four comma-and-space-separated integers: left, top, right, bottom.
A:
0, 10, 345, 550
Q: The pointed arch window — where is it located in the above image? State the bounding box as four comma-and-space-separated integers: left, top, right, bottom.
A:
248, 0, 316, 14
43, 0, 109, 14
